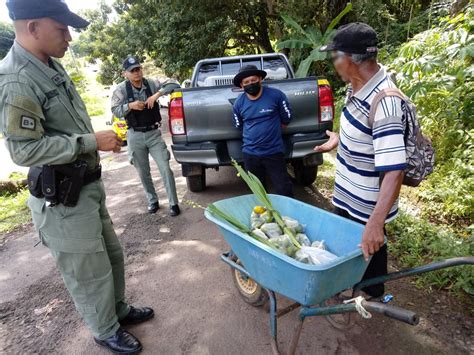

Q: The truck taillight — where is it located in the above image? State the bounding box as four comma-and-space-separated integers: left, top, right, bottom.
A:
169, 93, 186, 135
318, 84, 334, 123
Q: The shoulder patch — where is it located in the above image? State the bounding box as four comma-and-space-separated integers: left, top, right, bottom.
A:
20, 116, 36, 130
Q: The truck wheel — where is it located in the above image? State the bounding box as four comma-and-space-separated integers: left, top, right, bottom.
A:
292, 161, 318, 186
186, 172, 206, 192
230, 255, 268, 307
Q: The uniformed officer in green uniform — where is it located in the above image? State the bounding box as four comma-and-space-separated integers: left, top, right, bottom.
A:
111, 57, 180, 216
0, 1, 153, 353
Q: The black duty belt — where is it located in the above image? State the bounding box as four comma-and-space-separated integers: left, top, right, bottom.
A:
84, 166, 102, 185
132, 125, 158, 132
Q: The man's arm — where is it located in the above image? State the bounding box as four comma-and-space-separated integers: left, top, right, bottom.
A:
145, 79, 167, 109
314, 130, 339, 152
232, 99, 243, 130
360, 170, 404, 260
111, 86, 130, 119
1, 83, 120, 167
278, 91, 292, 126
360, 97, 407, 260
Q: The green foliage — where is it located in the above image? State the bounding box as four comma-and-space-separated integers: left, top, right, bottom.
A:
0, 21, 15, 59
76, 0, 279, 83
0, 189, 30, 234
390, 9, 474, 225
276, 3, 352, 78
82, 94, 106, 117
60, 55, 107, 117
387, 212, 474, 295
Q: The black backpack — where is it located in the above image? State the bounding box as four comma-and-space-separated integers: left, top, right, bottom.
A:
368, 88, 435, 187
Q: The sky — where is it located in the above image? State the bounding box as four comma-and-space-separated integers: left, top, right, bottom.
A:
0, 0, 107, 22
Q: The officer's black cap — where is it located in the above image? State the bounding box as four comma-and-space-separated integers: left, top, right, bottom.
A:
6, 0, 90, 29
319, 22, 378, 55
123, 56, 142, 72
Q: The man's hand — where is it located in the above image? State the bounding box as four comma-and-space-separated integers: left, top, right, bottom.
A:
95, 130, 122, 153
146, 92, 161, 109
314, 130, 339, 153
129, 101, 146, 111
359, 220, 385, 261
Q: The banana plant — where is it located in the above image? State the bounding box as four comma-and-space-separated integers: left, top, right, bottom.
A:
276, 3, 353, 78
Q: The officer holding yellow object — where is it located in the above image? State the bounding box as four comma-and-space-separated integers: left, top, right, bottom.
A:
111, 57, 180, 216
0, 1, 153, 353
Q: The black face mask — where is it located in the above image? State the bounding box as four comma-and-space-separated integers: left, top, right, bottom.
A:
243, 82, 261, 96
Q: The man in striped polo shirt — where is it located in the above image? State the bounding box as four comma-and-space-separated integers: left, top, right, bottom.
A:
316, 23, 406, 298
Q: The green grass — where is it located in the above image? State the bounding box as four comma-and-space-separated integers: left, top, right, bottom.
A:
82, 94, 106, 117
8, 171, 26, 181
0, 189, 31, 234
387, 212, 474, 296
314, 155, 336, 200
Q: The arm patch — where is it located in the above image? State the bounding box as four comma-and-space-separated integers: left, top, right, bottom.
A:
5, 94, 44, 140
20, 116, 36, 130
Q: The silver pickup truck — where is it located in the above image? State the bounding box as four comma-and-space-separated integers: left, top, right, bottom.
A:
168, 53, 334, 192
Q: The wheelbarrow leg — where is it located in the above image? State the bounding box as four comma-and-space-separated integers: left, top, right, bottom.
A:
288, 310, 305, 355
267, 290, 281, 355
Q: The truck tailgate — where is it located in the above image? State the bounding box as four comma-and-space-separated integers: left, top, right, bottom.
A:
180, 77, 324, 143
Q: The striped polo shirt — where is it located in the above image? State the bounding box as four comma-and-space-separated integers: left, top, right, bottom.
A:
333, 65, 406, 223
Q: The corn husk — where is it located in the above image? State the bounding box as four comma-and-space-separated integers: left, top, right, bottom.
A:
232, 160, 301, 249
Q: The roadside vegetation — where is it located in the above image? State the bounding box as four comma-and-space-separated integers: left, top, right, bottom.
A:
0, 173, 30, 236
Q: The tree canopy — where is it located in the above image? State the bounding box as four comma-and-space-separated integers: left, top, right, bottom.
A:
76, 0, 444, 84
0, 22, 15, 60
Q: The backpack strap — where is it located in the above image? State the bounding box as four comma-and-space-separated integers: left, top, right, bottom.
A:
143, 79, 154, 98
125, 80, 135, 103
367, 88, 407, 127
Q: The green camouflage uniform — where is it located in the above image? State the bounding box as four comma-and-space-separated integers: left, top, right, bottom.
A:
0, 41, 128, 340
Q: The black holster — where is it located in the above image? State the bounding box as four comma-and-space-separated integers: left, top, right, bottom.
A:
27, 167, 44, 198
27, 161, 96, 207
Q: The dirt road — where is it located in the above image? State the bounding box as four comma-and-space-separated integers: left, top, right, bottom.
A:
0, 112, 472, 354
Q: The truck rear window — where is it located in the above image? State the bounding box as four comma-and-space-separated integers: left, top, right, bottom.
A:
195, 57, 290, 87
263, 58, 289, 80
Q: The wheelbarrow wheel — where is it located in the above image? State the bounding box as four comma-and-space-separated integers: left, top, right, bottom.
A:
230, 255, 268, 307
323, 292, 355, 330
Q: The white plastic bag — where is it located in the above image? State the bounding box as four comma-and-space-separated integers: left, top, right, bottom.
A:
261, 223, 282, 238
282, 216, 304, 233
296, 233, 311, 246
311, 240, 327, 250
252, 228, 269, 240
296, 246, 338, 265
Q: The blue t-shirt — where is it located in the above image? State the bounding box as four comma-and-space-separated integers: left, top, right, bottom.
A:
232, 86, 292, 156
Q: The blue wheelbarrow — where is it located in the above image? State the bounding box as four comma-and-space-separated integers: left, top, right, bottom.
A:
205, 194, 474, 355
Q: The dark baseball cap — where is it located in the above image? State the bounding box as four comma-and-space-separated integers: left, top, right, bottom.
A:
233, 65, 267, 87
319, 22, 378, 55
6, 0, 89, 28
123, 56, 142, 72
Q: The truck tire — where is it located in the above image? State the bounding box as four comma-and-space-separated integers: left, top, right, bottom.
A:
186, 171, 206, 192
292, 160, 318, 186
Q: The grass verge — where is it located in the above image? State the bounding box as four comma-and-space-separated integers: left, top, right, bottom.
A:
387, 212, 473, 296
0, 189, 31, 235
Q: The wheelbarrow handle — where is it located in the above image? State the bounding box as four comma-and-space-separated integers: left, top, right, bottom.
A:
220, 252, 251, 278
362, 300, 419, 326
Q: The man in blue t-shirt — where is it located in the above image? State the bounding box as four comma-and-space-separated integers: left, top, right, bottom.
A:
232, 65, 293, 197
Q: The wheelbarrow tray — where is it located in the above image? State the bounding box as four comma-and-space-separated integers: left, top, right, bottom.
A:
205, 194, 370, 306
